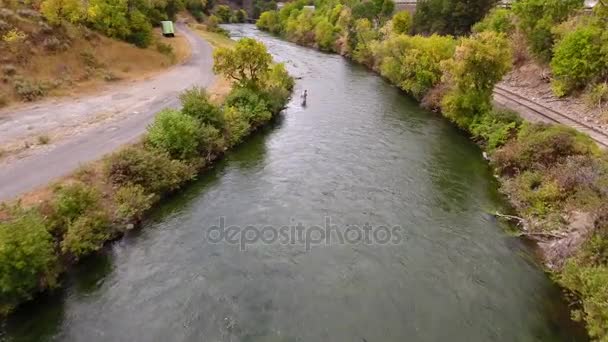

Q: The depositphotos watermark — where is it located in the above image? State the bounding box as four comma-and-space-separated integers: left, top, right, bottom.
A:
206, 217, 404, 251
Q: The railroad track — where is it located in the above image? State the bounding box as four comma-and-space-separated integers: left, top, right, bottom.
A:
493, 85, 608, 148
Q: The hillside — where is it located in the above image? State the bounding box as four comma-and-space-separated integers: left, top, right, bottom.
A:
0, 4, 189, 108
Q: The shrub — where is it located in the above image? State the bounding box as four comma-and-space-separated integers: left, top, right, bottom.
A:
469, 109, 521, 151
0, 208, 58, 314
223, 106, 251, 146
257, 10, 281, 33
512, 0, 582, 61
493, 122, 599, 176
472, 8, 514, 34
560, 261, 608, 340
61, 211, 111, 258
199, 123, 224, 156
2, 64, 16, 76
179, 87, 224, 129
550, 24, 608, 96
507, 170, 563, 216
146, 109, 203, 160
50, 181, 101, 231
104, 146, 195, 195
225, 86, 272, 126
114, 184, 154, 222
13, 77, 46, 101
584, 83, 608, 111
156, 41, 174, 56
391, 11, 412, 35
41, 0, 85, 25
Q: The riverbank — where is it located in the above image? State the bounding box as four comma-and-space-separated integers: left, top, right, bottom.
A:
256, 4, 608, 338
0, 36, 294, 315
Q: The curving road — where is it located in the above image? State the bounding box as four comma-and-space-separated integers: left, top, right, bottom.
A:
0, 24, 215, 201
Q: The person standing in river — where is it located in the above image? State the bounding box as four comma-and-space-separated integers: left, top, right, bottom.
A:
301, 89, 308, 106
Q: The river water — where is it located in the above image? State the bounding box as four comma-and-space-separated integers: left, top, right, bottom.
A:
1, 25, 587, 341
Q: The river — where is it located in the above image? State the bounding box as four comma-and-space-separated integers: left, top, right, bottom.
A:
1, 25, 587, 342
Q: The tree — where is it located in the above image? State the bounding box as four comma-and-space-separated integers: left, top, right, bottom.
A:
213, 38, 273, 88
87, 0, 131, 39
214, 4, 233, 22
0, 208, 58, 314
179, 87, 224, 129
441, 31, 512, 128
40, 0, 85, 25
512, 0, 582, 61
257, 10, 281, 33
413, 0, 498, 36
391, 10, 412, 34
551, 23, 608, 96
314, 18, 336, 51
352, 0, 395, 23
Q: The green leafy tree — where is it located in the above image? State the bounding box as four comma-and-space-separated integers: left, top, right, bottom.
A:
314, 18, 336, 51
214, 4, 233, 22
391, 10, 412, 35
146, 109, 203, 160
472, 8, 515, 34
441, 31, 512, 128
352, 0, 395, 23
512, 0, 582, 61
413, 0, 498, 36
213, 37, 273, 88
257, 10, 281, 33
0, 208, 58, 314
87, 0, 131, 39
41, 0, 86, 25
61, 211, 111, 258
550, 23, 608, 96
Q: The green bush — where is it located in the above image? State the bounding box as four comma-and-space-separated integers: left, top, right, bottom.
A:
512, 0, 582, 61
214, 5, 232, 23
50, 182, 101, 232
584, 82, 608, 110
223, 106, 251, 146
507, 170, 563, 216
469, 109, 521, 151
472, 8, 515, 34
257, 10, 281, 34
560, 261, 608, 340
13, 77, 47, 101
146, 109, 203, 160
61, 211, 111, 258
114, 184, 154, 222
391, 11, 412, 35
225, 86, 272, 126
126, 9, 153, 48
550, 24, 608, 96
104, 146, 195, 195
179, 87, 224, 129
0, 208, 58, 314
199, 123, 224, 155
493, 122, 599, 176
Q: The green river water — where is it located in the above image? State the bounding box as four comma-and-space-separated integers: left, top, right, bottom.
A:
0, 25, 588, 342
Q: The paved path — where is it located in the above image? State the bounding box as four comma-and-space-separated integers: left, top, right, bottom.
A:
0, 23, 215, 201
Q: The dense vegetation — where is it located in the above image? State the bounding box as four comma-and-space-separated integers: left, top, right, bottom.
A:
256, 0, 608, 338
0, 37, 293, 315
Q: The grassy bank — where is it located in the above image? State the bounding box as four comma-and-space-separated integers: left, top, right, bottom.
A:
257, 1, 608, 339
0, 37, 294, 316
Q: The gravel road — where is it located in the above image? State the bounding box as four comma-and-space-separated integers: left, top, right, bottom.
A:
0, 23, 215, 201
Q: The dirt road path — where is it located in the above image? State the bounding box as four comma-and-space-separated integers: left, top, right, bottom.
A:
0, 23, 215, 201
